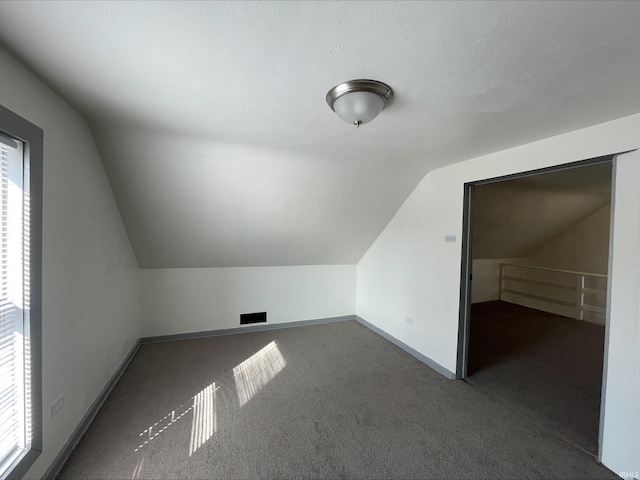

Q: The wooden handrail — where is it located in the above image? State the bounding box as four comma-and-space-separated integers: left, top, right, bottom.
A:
502, 289, 576, 308
499, 263, 607, 323
501, 263, 608, 279
502, 275, 577, 291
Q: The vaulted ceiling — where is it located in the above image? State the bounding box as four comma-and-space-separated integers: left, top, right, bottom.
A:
0, 1, 639, 267
472, 162, 612, 259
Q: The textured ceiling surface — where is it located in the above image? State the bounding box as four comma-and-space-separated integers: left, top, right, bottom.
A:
472, 162, 613, 259
0, 1, 638, 267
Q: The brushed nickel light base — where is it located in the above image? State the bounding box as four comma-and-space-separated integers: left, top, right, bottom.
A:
326, 79, 393, 127
326, 79, 393, 110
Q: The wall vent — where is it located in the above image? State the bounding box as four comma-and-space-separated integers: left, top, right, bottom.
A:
240, 312, 267, 325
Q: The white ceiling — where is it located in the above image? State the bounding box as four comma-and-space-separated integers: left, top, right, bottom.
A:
0, 1, 639, 267
472, 162, 612, 259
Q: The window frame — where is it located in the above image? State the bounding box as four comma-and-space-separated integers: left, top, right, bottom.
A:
0, 104, 43, 480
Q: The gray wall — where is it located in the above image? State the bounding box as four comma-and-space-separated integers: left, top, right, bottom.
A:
529, 203, 611, 274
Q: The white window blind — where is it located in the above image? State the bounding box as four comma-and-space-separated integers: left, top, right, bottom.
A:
0, 136, 31, 477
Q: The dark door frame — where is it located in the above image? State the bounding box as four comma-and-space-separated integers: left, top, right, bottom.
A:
455, 152, 624, 458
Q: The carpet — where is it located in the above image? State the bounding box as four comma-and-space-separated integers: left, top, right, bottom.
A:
59, 320, 615, 479
468, 301, 605, 455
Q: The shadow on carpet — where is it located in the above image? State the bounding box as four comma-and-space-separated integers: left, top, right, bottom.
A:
468, 301, 605, 455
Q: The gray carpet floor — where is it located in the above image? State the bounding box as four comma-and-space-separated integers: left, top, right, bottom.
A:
468, 301, 605, 455
59, 320, 615, 479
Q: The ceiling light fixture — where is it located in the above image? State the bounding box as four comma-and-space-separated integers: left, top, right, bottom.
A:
326, 79, 393, 127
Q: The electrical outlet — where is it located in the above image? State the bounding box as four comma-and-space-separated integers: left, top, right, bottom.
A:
51, 394, 64, 418
405, 316, 414, 325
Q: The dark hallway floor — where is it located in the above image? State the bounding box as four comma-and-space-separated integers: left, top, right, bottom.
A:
468, 301, 605, 455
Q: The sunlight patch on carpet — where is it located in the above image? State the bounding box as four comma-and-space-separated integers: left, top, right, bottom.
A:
189, 381, 218, 456
135, 381, 218, 455
130, 456, 145, 479
233, 341, 286, 407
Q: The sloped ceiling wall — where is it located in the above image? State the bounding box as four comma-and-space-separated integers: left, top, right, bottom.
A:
472, 162, 612, 259
528, 203, 611, 274
0, 2, 639, 267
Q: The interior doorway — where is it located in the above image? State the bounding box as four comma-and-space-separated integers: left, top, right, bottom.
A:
457, 155, 615, 458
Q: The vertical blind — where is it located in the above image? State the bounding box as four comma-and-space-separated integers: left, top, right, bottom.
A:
0, 137, 30, 476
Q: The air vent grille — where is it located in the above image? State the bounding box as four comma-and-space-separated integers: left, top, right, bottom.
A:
240, 312, 267, 325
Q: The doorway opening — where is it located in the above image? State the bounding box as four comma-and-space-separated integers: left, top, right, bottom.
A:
457, 155, 615, 457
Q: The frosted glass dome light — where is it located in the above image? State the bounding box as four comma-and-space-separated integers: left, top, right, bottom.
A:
326, 79, 393, 127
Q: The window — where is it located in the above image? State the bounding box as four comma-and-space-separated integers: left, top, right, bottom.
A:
0, 105, 42, 480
